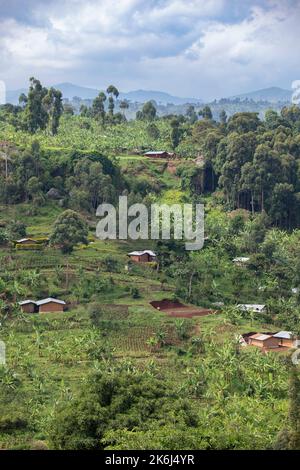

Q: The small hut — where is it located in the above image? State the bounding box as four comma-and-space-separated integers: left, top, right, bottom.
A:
273, 331, 299, 348
36, 298, 66, 313
19, 300, 37, 313
128, 250, 157, 263
248, 333, 279, 349
144, 151, 170, 159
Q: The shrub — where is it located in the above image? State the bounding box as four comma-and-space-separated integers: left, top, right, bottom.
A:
130, 287, 140, 299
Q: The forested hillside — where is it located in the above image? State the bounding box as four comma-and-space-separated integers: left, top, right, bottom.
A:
1, 78, 300, 450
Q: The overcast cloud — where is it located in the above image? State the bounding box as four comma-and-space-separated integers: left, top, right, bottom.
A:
0, 0, 299, 99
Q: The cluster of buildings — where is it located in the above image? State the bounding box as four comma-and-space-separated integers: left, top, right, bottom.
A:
19, 298, 66, 314
17, 250, 157, 314
240, 330, 300, 350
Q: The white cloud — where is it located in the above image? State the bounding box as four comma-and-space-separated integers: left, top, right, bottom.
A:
0, 0, 299, 98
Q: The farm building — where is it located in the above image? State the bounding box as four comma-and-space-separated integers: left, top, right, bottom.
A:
233, 257, 250, 266
19, 300, 37, 313
18, 298, 66, 313
273, 331, 299, 348
248, 333, 279, 349
238, 304, 266, 314
144, 151, 173, 159
36, 298, 66, 313
16, 238, 39, 245
128, 250, 157, 263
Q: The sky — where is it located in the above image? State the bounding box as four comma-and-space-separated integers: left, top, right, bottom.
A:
0, 0, 300, 100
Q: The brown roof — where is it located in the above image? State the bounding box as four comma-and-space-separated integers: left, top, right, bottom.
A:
249, 333, 273, 341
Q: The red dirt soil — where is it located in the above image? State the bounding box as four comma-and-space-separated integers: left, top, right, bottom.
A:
150, 299, 216, 318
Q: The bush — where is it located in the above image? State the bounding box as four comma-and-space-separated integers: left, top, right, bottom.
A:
88, 303, 105, 327
130, 287, 140, 299
0, 415, 28, 432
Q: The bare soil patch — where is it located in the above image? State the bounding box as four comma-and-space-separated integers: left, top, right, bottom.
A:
150, 299, 216, 318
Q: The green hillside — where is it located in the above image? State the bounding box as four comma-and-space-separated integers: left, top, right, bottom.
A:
1, 81, 300, 450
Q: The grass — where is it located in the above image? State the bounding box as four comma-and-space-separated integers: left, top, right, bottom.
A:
0, 199, 293, 450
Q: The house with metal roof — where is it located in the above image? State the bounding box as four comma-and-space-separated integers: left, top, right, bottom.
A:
273, 331, 300, 348
144, 151, 171, 159
128, 250, 157, 263
237, 304, 266, 313
18, 300, 37, 313
36, 298, 66, 313
18, 298, 66, 314
16, 238, 39, 245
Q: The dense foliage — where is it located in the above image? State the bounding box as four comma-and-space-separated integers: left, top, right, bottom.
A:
1, 78, 300, 450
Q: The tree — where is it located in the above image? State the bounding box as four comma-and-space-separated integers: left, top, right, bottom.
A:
265, 109, 285, 130
281, 105, 300, 125
219, 109, 227, 125
251, 144, 283, 212
199, 106, 212, 120
146, 123, 160, 139
119, 100, 129, 116
7, 220, 27, 239
26, 176, 44, 205
170, 118, 183, 149
92, 92, 106, 124
136, 101, 157, 121
219, 132, 257, 209
47, 369, 186, 450
18, 93, 27, 108
269, 183, 297, 228
227, 112, 260, 133
20, 78, 63, 134
186, 105, 198, 124
23, 77, 48, 133
50, 210, 88, 253
106, 85, 119, 116
67, 159, 115, 212
42, 87, 63, 135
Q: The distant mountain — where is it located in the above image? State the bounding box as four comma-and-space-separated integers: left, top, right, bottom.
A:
5, 82, 202, 106
119, 89, 201, 105
229, 87, 292, 103
6, 83, 292, 107
54, 82, 100, 100
6, 88, 27, 105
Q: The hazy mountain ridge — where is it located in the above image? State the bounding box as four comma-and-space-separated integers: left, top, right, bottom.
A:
229, 86, 292, 103
6, 83, 202, 106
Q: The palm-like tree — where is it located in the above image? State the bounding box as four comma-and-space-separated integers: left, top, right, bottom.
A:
106, 85, 119, 116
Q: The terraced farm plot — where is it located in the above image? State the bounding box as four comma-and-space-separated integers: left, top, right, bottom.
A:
98, 304, 129, 320
110, 325, 180, 354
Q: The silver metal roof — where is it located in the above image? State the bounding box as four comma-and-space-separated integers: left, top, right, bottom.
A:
128, 250, 156, 257
273, 331, 293, 339
18, 300, 36, 306
36, 298, 66, 306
